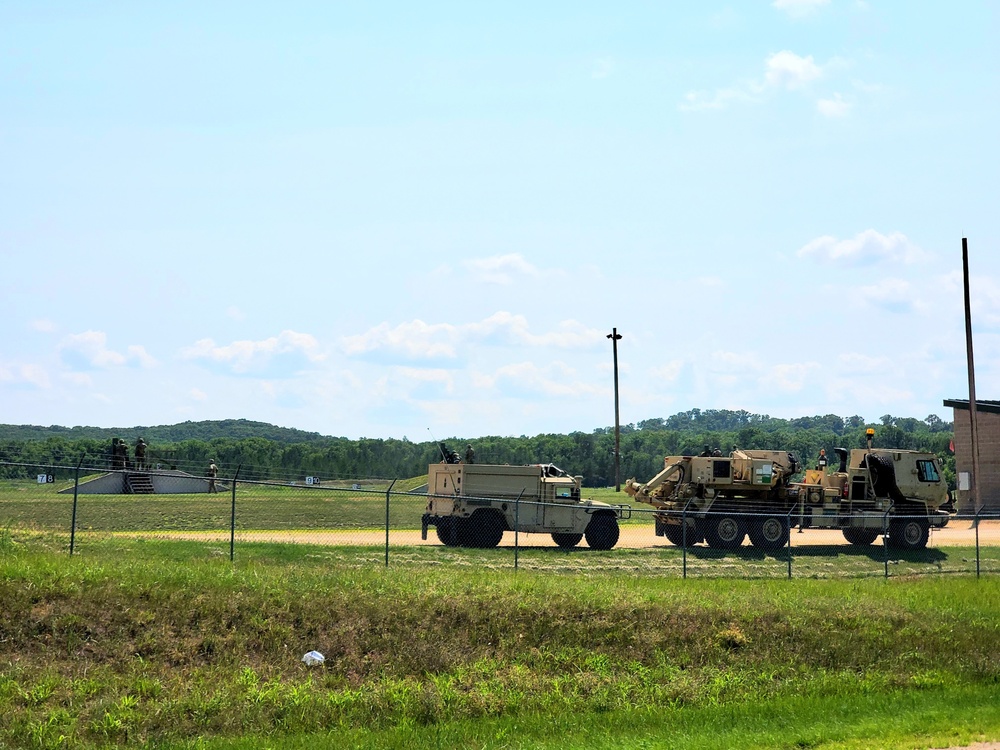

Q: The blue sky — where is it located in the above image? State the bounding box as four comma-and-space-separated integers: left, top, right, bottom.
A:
2, 1, 998, 439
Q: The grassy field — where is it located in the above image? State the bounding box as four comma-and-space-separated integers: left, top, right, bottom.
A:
2, 530, 1000, 749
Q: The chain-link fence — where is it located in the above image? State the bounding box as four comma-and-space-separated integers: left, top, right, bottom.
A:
2, 460, 998, 579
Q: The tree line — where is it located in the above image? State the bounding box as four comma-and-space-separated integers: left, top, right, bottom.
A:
0, 410, 956, 488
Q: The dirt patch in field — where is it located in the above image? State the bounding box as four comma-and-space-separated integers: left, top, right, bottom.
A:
146, 519, 1000, 548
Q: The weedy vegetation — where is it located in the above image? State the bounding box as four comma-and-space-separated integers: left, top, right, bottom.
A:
1, 529, 999, 749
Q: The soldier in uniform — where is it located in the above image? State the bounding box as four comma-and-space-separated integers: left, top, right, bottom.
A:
112, 438, 126, 470
464, 444, 475, 464
207, 459, 219, 492
817, 449, 828, 471
135, 438, 147, 470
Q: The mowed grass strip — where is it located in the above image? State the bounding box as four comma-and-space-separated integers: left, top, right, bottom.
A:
0, 478, 655, 534
2, 532, 1000, 748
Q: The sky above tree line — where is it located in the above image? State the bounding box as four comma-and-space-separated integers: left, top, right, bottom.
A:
2, 1, 997, 439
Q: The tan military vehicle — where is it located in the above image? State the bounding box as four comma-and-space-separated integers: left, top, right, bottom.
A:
421, 462, 626, 550
793, 443, 950, 549
626, 432, 951, 551
625, 449, 801, 550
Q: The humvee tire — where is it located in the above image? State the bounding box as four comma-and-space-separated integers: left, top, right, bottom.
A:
585, 514, 619, 550
552, 532, 583, 549
466, 510, 504, 549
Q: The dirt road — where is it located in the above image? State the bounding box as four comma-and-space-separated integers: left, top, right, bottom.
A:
159, 519, 1000, 548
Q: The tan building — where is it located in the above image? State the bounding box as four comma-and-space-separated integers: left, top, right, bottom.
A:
943, 398, 1000, 512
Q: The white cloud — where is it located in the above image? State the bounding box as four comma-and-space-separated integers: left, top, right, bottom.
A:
58, 331, 156, 370
182, 330, 323, 374
650, 360, 684, 383
817, 93, 852, 117
797, 230, 925, 265
856, 278, 920, 314
680, 50, 833, 112
461, 254, 541, 285
490, 361, 602, 399
190, 388, 208, 401
342, 313, 605, 362
226, 306, 246, 321
764, 51, 823, 90
772, 0, 831, 18
31, 319, 56, 333
0, 361, 51, 388
759, 362, 820, 392
342, 320, 459, 359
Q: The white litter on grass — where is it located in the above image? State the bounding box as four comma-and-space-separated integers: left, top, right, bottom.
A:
301, 650, 325, 666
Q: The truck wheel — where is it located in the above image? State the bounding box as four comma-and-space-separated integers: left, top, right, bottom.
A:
888, 518, 929, 550
842, 527, 880, 546
585, 515, 620, 550
748, 516, 789, 551
662, 524, 698, 547
552, 533, 583, 549
702, 515, 746, 550
467, 511, 504, 549
435, 518, 460, 547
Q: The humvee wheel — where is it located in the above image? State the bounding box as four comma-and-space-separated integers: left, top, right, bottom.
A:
702, 515, 746, 550
435, 518, 460, 546
888, 518, 930, 550
552, 532, 583, 549
842, 527, 880, 546
585, 515, 620, 550
748, 516, 789, 551
468, 511, 505, 549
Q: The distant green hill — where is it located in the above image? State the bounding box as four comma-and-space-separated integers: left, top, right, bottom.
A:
0, 419, 330, 445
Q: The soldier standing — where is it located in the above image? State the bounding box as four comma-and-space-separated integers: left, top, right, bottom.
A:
464, 444, 475, 464
207, 460, 219, 492
112, 438, 126, 470
135, 438, 147, 470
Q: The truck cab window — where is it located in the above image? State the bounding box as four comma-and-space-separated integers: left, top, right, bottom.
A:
916, 460, 940, 483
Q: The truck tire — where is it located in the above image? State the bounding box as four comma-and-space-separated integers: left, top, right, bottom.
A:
552, 532, 583, 549
662, 523, 699, 547
702, 514, 746, 550
435, 518, 460, 547
748, 516, 789, 551
467, 511, 505, 549
887, 518, 930, 550
585, 514, 619, 550
842, 527, 880, 546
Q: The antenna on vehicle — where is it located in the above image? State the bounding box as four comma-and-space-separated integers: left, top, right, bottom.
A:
427, 427, 448, 462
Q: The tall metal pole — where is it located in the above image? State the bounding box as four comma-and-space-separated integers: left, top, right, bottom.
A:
963, 238, 983, 518
607, 328, 623, 492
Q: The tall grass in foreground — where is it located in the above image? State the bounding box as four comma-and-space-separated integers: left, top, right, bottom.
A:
1, 536, 999, 749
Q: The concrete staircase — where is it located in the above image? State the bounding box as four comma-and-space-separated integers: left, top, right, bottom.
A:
124, 472, 155, 494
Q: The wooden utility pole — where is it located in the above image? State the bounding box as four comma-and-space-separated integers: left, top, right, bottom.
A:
607, 328, 623, 492
963, 238, 983, 517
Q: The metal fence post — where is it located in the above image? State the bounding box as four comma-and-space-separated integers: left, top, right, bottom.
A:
229, 464, 242, 562
384, 479, 396, 568
682, 497, 694, 580
786, 505, 795, 579
975, 506, 982, 579
69, 456, 83, 556
882, 504, 893, 580
514, 490, 524, 572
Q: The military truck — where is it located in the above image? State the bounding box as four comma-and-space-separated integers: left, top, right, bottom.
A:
624, 449, 801, 551
625, 432, 951, 551
421, 462, 626, 550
